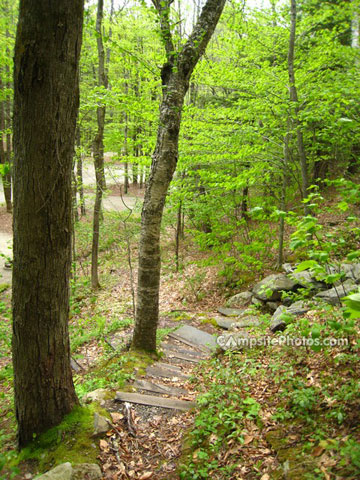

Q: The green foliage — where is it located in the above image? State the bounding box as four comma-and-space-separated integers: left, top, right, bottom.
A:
179, 355, 262, 479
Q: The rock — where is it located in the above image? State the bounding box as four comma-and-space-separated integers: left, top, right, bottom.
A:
282, 263, 294, 274
216, 331, 250, 350
170, 325, 217, 350
290, 271, 325, 290
226, 291, 253, 308
252, 274, 298, 301
217, 307, 244, 317
93, 413, 109, 436
215, 317, 237, 330
270, 306, 289, 333
287, 300, 311, 316
252, 296, 265, 307
282, 296, 293, 306
339, 263, 360, 284
72, 464, 102, 480
270, 300, 313, 333
230, 316, 261, 330
70, 357, 83, 373
314, 280, 357, 306
37, 463, 73, 480
267, 301, 280, 311
82, 388, 110, 405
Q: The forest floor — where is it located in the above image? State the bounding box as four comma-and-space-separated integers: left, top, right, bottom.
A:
0, 186, 359, 480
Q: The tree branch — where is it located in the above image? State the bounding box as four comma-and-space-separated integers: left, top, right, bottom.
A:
152, 0, 175, 62
178, 0, 226, 80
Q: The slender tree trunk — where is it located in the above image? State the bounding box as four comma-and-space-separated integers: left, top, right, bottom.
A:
175, 200, 182, 272
132, 0, 226, 352
12, 0, 84, 448
91, 0, 107, 290
277, 127, 290, 268
241, 185, 249, 220
0, 75, 12, 213
288, 0, 309, 212
123, 79, 129, 194
124, 162, 129, 194
75, 125, 86, 217
77, 155, 86, 217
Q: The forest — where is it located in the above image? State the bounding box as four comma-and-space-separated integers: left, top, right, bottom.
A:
0, 0, 359, 478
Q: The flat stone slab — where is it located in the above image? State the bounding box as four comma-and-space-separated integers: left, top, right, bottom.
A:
115, 391, 196, 411
215, 316, 237, 329
133, 379, 187, 396
231, 316, 262, 329
146, 364, 190, 380
163, 349, 203, 364
217, 307, 244, 317
169, 325, 216, 351
161, 342, 207, 359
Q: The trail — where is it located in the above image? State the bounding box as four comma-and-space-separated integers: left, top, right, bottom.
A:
0, 159, 143, 285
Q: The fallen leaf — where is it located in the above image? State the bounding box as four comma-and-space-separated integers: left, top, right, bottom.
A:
313, 446, 325, 457
99, 439, 108, 450
260, 474, 270, 480
243, 435, 254, 445
139, 472, 153, 479
111, 412, 124, 423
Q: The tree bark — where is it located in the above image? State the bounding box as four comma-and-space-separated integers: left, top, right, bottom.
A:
132, 0, 226, 352
288, 0, 310, 212
12, 0, 84, 448
91, 0, 107, 290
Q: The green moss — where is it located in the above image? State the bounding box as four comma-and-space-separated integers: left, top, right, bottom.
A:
166, 311, 192, 322
74, 350, 155, 398
266, 428, 318, 479
17, 405, 102, 472
199, 316, 218, 327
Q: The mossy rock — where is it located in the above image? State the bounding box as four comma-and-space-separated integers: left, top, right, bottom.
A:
17, 405, 104, 473
266, 428, 318, 479
166, 311, 192, 322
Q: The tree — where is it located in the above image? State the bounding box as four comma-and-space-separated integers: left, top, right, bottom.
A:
288, 0, 310, 211
91, 0, 108, 289
132, 0, 227, 352
12, 0, 84, 447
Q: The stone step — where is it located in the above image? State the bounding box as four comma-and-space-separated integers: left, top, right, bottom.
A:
161, 342, 207, 359
146, 364, 190, 380
115, 391, 196, 411
133, 379, 187, 396
163, 349, 203, 364
168, 325, 217, 352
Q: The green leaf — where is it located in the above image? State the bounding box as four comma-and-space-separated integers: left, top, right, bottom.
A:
347, 251, 360, 261
295, 260, 318, 272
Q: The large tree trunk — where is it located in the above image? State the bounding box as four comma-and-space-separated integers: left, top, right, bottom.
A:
288, 0, 310, 212
132, 0, 226, 352
91, 0, 107, 290
12, 0, 84, 448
